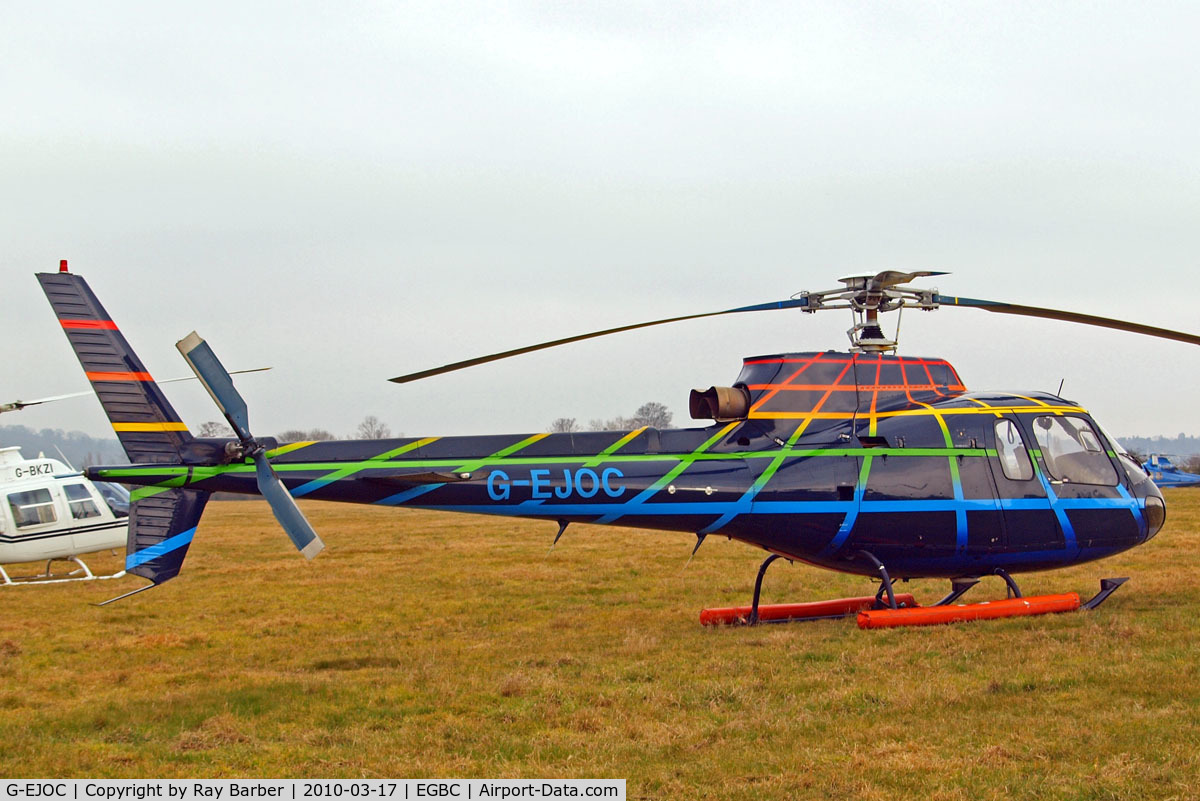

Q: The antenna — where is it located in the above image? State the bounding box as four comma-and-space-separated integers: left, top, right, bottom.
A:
1056, 378, 1065, 397
53, 444, 76, 471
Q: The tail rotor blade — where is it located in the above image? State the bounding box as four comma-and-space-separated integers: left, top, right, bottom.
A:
176, 331, 253, 441
253, 453, 325, 559
177, 332, 326, 560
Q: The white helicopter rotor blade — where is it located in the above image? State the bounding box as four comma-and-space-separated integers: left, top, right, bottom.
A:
0, 367, 271, 415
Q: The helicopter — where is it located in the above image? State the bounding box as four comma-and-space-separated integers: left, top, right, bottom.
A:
1142, 454, 1200, 489
0, 445, 130, 585
35, 264, 1200, 623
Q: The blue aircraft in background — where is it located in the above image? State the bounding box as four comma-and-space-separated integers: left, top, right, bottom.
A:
1142, 454, 1200, 488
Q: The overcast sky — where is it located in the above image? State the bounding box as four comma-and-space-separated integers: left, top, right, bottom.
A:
4, 1, 1199, 444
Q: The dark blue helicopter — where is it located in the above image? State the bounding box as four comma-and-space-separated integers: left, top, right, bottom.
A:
37, 267, 1199, 621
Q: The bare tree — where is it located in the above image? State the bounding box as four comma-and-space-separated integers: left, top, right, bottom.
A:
584, 402, 673, 431
198, 420, 233, 438
631, 401, 672, 429
355, 415, 392, 439
549, 417, 579, 433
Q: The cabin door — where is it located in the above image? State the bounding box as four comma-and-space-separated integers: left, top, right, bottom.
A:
985, 416, 1064, 552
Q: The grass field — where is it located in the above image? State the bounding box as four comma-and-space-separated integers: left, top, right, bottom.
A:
2, 492, 1198, 799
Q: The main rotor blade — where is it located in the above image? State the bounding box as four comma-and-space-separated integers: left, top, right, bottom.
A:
253, 452, 325, 559
935, 295, 1200, 346
176, 331, 253, 441
389, 296, 810, 383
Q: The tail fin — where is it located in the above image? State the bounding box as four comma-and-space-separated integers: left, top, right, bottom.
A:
38, 266, 209, 596
37, 269, 192, 464
124, 488, 210, 585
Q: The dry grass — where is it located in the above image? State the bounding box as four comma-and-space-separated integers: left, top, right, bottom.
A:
1, 492, 1198, 799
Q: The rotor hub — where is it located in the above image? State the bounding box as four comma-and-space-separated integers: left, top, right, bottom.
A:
795, 271, 946, 352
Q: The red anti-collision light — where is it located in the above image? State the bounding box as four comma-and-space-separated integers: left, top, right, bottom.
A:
59, 259, 68, 273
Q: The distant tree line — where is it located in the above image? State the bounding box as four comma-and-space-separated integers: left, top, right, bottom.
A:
550, 401, 674, 433
0, 424, 128, 468
1118, 434, 1200, 461
202, 414, 397, 443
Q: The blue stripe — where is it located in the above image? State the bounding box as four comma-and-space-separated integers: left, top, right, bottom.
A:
375, 484, 444, 506
125, 527, 196, 570
290, 478, 333, 498
407, 496, 1138, 518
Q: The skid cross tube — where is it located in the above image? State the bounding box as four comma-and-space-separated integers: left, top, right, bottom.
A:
857, 550, 898, 610
994, 567, 1023, 598
747, 554, 786, 626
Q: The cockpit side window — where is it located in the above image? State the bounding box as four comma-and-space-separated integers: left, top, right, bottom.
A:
1032, 416, 1119, 486
994, 419, 1034, 481
8, 489, 58, 528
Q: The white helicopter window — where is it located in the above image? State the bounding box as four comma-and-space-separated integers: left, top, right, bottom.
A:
994, 419, 1033, 481
63, 483, 101, 519
94, 481, 130, 517
8, 489, 58, 528
1032, 416, 1118, 486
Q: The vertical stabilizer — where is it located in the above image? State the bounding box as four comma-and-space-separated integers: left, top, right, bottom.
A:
38, 270, 192, 463
38, 266, 210, 596
125, 489, 210, 584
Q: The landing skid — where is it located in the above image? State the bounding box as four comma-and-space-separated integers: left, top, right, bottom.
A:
699, 550, 1131, 628
699, 551, 919, 626
0, 556, 126, 586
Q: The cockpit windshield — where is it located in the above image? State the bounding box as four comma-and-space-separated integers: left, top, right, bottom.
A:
1032, 416, 1119, 486
1096, 421, 1148, 476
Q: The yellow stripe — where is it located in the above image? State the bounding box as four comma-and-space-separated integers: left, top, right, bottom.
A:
371, 437, 439, 461
751, 404, 1086, 421
1011, 394, 1053, 409
265, 440, 319, 458
584, 427, 647, 467
112, 422, 190, 432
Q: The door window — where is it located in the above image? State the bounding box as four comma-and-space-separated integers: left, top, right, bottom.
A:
63, 483, 101, 519
994, 419, 1034, 481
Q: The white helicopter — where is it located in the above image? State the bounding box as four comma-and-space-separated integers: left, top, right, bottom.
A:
1, 365, 268, 585
0, 445, 130, 585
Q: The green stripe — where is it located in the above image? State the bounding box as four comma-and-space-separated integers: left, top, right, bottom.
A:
286, 437, 440, 491
130, 486, 173, 501
743, 417, 817, 495
97, 446, 997, 482
584, 428, 646, 467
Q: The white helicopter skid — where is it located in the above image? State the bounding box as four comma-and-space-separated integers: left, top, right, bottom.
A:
0, 556, 126, 586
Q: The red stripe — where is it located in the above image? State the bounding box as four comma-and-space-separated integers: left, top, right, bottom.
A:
86, 371, 154, 382
61, 319, 117, 330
